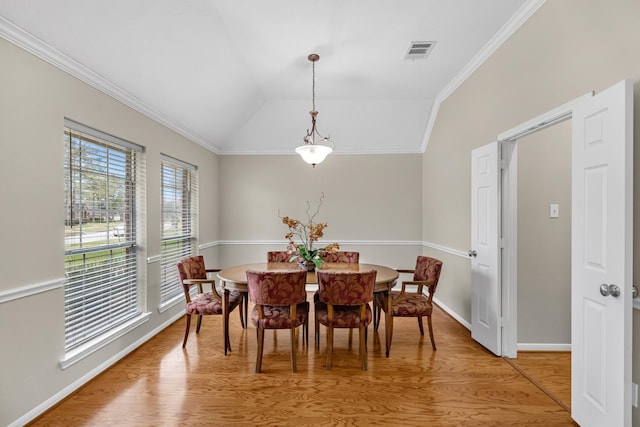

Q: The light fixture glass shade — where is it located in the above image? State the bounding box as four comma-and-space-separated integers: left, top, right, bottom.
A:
295, 144, 333, 166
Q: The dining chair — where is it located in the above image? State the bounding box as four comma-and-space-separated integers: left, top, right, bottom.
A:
246, 270, 309, 373
312, 251, 359, 342
176, 256, 244, 352
315, 270, 376, 370
374, 256, 443, 353
321, 251, 359, 263
267, 250, 293, 262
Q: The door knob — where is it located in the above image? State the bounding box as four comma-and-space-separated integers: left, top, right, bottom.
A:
632, 285, 638, 299
600, 283, 621, 298
468, 250, 477, 258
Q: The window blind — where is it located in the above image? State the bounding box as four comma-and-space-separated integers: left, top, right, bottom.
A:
64, 120, 143, 351
160, 155, 198, 305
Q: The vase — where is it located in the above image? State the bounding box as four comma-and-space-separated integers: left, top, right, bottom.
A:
298, 260, 316, 272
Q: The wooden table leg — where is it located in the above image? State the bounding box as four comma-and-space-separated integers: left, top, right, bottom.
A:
385, 288, 392, 357
223, 286, 230, 355
244, 292, 248, 329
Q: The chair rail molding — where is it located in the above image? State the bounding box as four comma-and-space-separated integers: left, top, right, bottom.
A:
211, 239, 423, 247
0, 278, 64, 304
422, 241, 469, 259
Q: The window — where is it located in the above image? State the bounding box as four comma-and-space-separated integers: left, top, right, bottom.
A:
160, 155, 198, 307
63, 119, 144, 352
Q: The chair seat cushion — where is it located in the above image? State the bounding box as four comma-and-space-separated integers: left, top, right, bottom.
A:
251, 301, 309, 329
186, 290, 242, 315
315, 303, 372, 328
387, 291, 432, 317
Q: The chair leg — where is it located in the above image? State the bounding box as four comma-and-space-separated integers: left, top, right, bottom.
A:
256, 327, 265, 373
182, 314, 191, 348
326, 326, 333, 370
315, 312, 320, 347
427, 315, 436, 350
359, 325, 367, 371
417, 316, 425, 336
290, 327, 297, 372
196, 314, 203, 333
373, 300, 378, 331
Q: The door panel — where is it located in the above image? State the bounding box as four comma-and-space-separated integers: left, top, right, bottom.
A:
571, 79, 633, 426
471, 141, 501, 355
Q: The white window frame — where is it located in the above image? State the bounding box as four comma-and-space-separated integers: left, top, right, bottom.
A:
159, 154, 198, 310
62, 118, 148, 368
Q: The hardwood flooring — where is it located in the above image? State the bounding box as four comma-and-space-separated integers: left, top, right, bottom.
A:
29, 295, 576, 426
506, 351, 572, 412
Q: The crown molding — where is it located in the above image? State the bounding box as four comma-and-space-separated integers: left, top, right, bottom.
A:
420, 0, 546, 152
0, 15, 221, 154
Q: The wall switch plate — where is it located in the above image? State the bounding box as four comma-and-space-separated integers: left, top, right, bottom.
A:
549, 203, 560, 218
633, 382, 638, 408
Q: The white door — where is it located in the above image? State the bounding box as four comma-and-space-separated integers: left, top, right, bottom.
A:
571, 79, 633, 426
470, 141, 501, 356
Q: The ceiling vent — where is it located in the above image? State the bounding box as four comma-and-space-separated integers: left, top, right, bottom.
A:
403, 41, 436, 60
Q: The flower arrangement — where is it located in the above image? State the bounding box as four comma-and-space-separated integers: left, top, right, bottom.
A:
280, 193, 339, 269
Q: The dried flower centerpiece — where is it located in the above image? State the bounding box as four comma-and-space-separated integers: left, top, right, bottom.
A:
280, 193, 339, 271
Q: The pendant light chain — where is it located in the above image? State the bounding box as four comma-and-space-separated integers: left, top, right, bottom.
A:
311, 58, 316, 112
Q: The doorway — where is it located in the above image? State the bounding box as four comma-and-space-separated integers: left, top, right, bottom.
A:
512, 120, 572, 409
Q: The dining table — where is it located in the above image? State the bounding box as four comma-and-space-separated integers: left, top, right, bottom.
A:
217, 262, 399, 357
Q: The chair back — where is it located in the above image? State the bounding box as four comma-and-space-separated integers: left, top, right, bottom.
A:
414, 256, 443, 289
267, 251, 292, 262
176, 256, 207, 292
322, 251, 360, 263
317, 270, 376, 306
246, 270, 307, 306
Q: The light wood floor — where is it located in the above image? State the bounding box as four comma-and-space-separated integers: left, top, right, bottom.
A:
29, 295, 575, 426
507, 351, 572, 412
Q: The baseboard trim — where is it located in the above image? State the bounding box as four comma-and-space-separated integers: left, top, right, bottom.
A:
517, 343, 571, 351
11, 311, 184, 427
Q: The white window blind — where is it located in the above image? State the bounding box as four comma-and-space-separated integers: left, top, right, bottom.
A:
160, 155, 198, 305
63, 119, 143, 351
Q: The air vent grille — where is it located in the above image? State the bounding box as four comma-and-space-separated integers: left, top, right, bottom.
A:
404, 41, 436, 60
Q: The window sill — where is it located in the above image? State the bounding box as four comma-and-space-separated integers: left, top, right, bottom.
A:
158, 295, 182, 313
60, 312, 151, 370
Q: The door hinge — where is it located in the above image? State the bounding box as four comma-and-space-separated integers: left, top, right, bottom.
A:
499, 237, 506, 248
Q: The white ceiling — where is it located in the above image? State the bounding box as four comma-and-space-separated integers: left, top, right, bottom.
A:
0, 0, 537, 155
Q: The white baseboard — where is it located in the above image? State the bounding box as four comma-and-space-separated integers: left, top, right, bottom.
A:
10, 311, 184, 427
517, 343, 571, 351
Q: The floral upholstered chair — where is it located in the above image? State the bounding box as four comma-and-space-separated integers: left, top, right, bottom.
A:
374, 256, 443, 353
321, 251, 359, 263
246, 270, 309, 373
176, 256, 244, 353
267, 251, 293, 262
315, 270, 376, 370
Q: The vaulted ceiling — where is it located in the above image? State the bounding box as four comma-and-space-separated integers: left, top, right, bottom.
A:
0, 0, 539, 155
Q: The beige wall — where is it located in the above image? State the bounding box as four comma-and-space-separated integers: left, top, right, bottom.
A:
517, 121, 572, 345
424, 0, 639, 422
216, 154, 424, 269
0, 38, 219, 426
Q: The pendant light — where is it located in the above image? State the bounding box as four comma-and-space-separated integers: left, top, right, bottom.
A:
295, 53, 334, 167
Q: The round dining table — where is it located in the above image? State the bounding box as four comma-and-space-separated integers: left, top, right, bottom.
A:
217, 262, 398, 357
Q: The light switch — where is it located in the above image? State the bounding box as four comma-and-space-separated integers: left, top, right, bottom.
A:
549, 204, 559, 218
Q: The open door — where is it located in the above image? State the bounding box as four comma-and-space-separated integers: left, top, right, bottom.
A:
470, 141, 501, 356
571, 79, 633, 426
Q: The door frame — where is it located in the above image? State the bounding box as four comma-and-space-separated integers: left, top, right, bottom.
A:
498, 92, 594, 357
